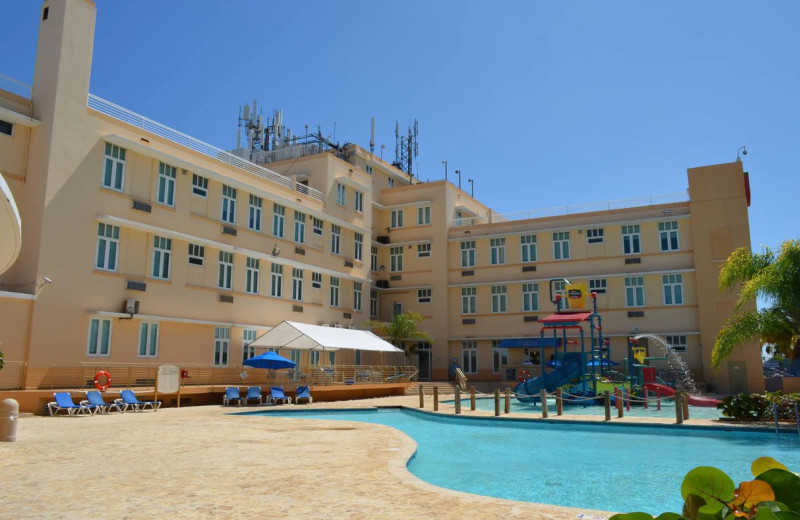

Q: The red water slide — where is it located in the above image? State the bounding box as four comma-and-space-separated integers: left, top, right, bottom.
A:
643, 383, 721, 408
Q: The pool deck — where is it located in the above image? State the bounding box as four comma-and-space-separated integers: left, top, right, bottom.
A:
0, 394, 755, 520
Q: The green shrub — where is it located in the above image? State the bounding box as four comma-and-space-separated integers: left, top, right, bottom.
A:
718, 391, 800, 421
610, 457, 800, 520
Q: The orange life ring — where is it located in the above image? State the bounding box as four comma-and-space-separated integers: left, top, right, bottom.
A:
93, 370, 112, 392
518, 370, 531, 382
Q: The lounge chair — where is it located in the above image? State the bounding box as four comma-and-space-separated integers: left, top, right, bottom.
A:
244, 386, 263, 405
295, 386, 313, 404
223, 387, 244, 406
82, 390, 121, 414
116, 389, 161, 412
47, 392, 92, 416
269, 386, 291, 405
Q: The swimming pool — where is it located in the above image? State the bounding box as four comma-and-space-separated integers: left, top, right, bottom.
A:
446, 396, 723, 420
254, 407, 800, 514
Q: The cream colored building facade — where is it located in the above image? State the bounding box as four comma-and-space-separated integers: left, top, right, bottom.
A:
0, 0, 763, 397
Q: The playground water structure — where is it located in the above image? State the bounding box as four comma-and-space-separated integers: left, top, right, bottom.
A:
255, 407, 800, 514
633, 333, 699, 395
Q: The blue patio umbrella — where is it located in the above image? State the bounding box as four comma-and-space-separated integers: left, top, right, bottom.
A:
586, 358, 619, 367
545, 360, 563, 367
243, 351, 296, 370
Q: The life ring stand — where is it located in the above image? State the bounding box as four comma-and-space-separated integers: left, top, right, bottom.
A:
518, 370, 531, 382
93, 370, 112, 392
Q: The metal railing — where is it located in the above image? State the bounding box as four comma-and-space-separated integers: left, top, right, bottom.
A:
450, 191, 689, 227
87, 94, 325, 203
0, 74, 32, 99
6, 362, 416, 391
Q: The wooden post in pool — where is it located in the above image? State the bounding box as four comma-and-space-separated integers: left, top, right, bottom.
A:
433, 386, 439, 412
540, 389, 549, 418
616, 388, 624, 418
556, 388, 563, 416
470, 386, 476, 411
504, 387, 510, 414
625, 388, 630, 412
604, 391, 611, 421
675, 391, 683, 424
419, 385, 424, 408
454, 385, 462, 415
494, 388, 500, 417
682, 391, 690, 420
644, 387, 649, 409
656, 387, 661, 411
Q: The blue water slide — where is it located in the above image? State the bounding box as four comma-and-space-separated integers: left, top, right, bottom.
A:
513, 360, 582, 403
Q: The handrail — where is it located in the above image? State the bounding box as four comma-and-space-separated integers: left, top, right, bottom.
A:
87, 94, 325, 203
454, 367, 468, 391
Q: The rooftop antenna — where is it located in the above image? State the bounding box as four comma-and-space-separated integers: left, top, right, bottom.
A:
393, 119, 419, 178
370, 117, 375, 155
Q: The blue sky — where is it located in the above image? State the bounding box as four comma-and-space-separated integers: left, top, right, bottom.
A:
2, 1, 798, 251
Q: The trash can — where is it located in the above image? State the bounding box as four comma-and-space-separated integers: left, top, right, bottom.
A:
0, 398, 19, 442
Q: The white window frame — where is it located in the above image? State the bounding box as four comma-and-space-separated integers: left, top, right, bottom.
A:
273, 204, 285, 238
586, 227, 604, 244
461, 287, 477, 314
390, 209, 404, 228
311, 272, 322, 289
292, 268, 303, 301
221, 185, 237, 225
388, 177, 394, 188
249, 194, 262, 232
622, 224, 641, 255
218, 251, 233, 290
490, 237, 506, 265
336, 183, 346, 206
417, 288, 432, 303
461, 241, 476, 268
491, 285, 507, 313
417, 243, 431, 258
87, 317, 112, 357
242, 328, 257, 362
659, 221, 680, 252
665, 335, 688, 352
589, 278, 607, 294
370, 290, 378, 317
625, 276, 645, 307
371, 246, 378, 271
520, 235, 537, 263
354, 282, 362, 311
331, 224, 341, 254
462, 340, 478, 374
312, 217, 323, 235
157, 162, 176, 207
354, 232, 363, 261
392, 301, 402, 317
102, 142, 126, 192
662, 273, 684, 305
192, 174, 208, 197
522, 282, 539, 312
246, 257, 260, 294
294, 211, 306, 244
188, 243, 204, 266
96, 223, 120, 272
417, 205, 431, 225
138, 321, 159, 358
354, 191, 364, 213
270, 264, 283, 298
553, 231, 570, 260
492, 341, 508, 374
152, 236, 172, 280
390, 246, 403, 272
330, 277, 340, 307
214, 327, 230, 366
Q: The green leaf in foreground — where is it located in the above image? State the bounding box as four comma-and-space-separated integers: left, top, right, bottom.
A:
752, 458, 788, 478
681, 467, 736, 515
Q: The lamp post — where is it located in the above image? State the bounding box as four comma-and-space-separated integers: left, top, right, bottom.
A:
467, 178, 474, 197
441, 160, 448, 182
455, 169, 461, 190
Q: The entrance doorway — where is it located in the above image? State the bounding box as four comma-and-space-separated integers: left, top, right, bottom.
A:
417, 342, 432, 380
727, 361, 748, 394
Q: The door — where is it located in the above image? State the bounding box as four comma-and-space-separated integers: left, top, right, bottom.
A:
417, 342, 432, 380
727, 361, 748, 394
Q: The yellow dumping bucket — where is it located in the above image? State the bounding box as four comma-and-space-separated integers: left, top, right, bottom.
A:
565, 283, 588, 310
632, 347, 647, 364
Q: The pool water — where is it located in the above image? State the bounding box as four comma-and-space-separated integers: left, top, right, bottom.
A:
256, 407, 800, 514
447, 396, 723, 420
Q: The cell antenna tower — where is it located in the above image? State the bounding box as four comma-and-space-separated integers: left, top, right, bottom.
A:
393, 119, 418, 178
237, 99, 266, 158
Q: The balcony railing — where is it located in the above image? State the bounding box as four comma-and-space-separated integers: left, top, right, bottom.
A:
0, 73, 32, 99
450, 191, 689, 227
87, 94, 325, 203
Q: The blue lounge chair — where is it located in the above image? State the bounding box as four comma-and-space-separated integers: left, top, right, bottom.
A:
269, 386, 291, 405
82, 390, 121, 414
244, 386, 263, 405
47, 392, 92, 416
116, 389, 161, 412
295, 386, 313, 404
223, 387, 244, 406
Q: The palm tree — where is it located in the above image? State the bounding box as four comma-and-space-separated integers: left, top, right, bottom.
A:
369, 311, 432, 361
713, 240, 800, 369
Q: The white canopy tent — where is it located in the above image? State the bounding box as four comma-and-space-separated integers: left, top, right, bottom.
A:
249, 321, 402, 354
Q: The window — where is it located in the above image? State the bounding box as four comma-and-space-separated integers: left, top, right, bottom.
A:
311, 272, 322, 289
553, 280, 566, 299
553, 231, 570, 260
272, 204, 285, 238
221, 185, 237, 224
330, 224, 341, 254
520, 235, 537, 263
242, 329, 257, 362
294, 211, 306, 244
214, 327, 229, 366
87, 318, 112, 356
355, 191, 364, 213
246, 257, 260, 294
371, 246, 378, 271
152, 236, 171, 280
662, 274, 684, 305
218, 251, 233, 290
330, 277, 340, 307
354, 282, 362, 311
417, 206, 431, 225
354, 233, 363, 261
370, 290, 378, 317
138, 322, 158, 358
102, 142, 126, 191
492, 340, 508, 374
292, 268, 303, 301
355, 349, 362, 366
461, 241, 476, 267
95, 223, 119, 271
0, 119, 13, 136
390, 209, 404, 228
392, 302, 402, 317
586, 228, 604, 244
659, 221, 680, 251
192, 174, 208, 197
455, 209, 464, 226
589, 278, 607, 294
365, 164, 373, 175
461, 287, 477, 314
157, 162, 176, 206
388, 177, 394, 188
625, 276, 645, 307
622, 225, 641, 255
522, 283, 539, 311
665, 335, 687, 352
390, 246, 403, 272
491, 285, 507, 313
418, 289, 432, 303
336, 183, 346, 205
490, 237, 506, 265
188, 244, 204, 266
312, 217, 323, 235
248, 195, 262, 231
462, 340, 478, 374
417, 243, 431, 258
310, 351, 321, 365
270, 264, 283, 298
